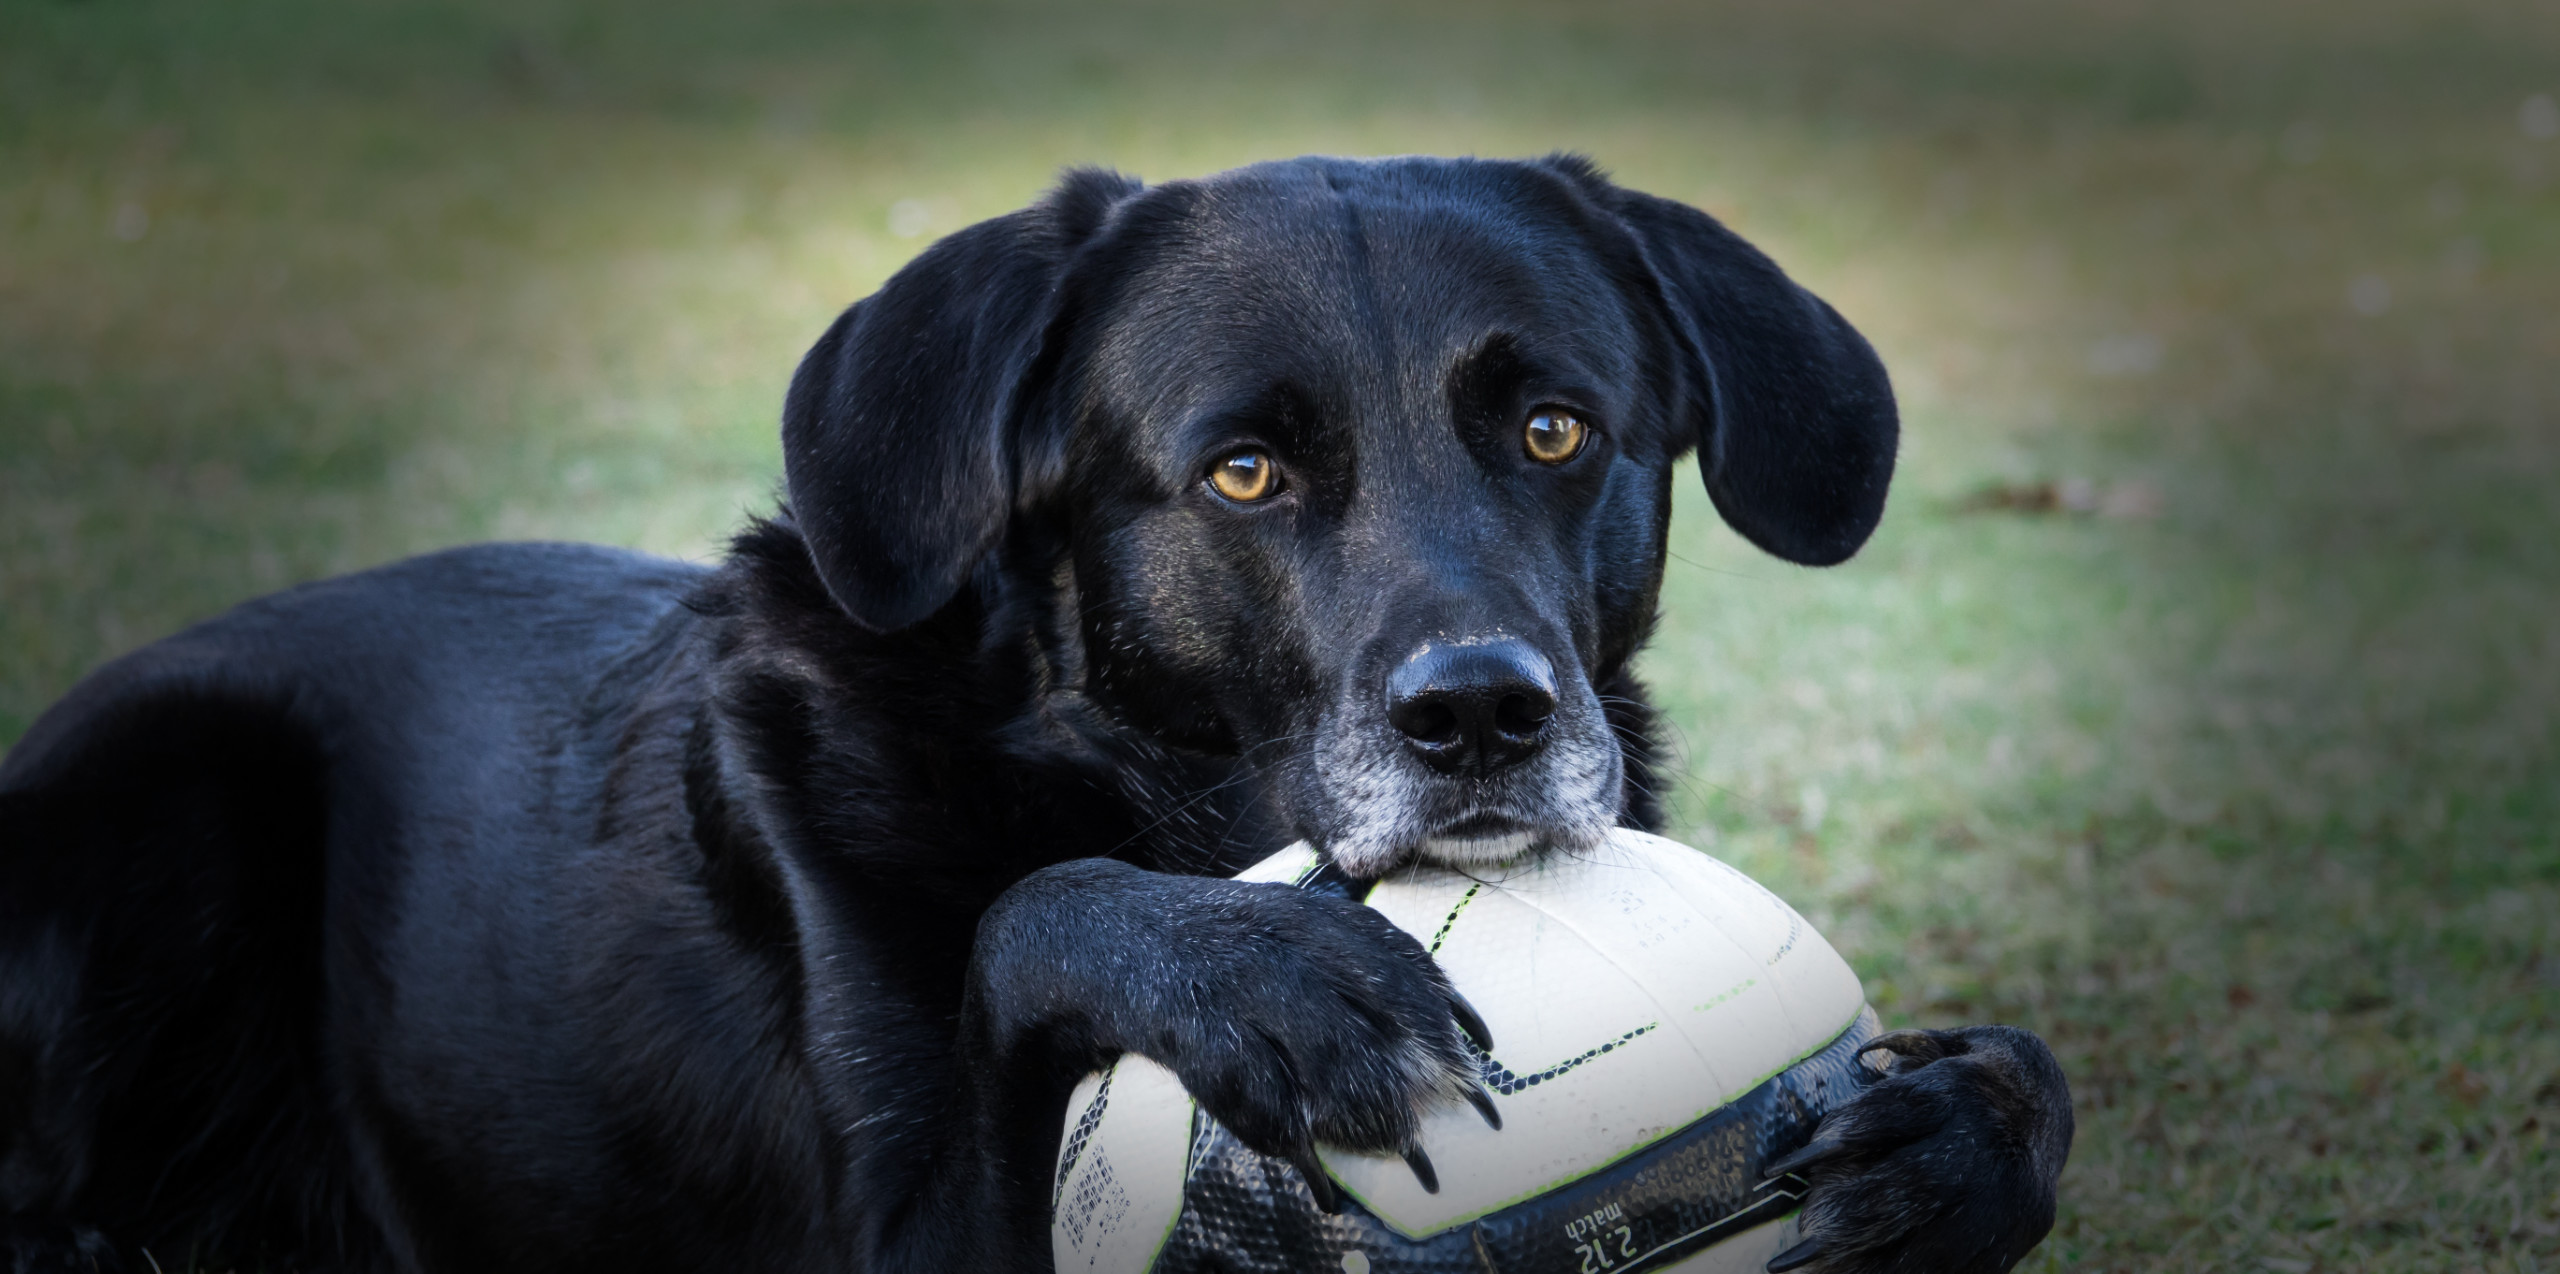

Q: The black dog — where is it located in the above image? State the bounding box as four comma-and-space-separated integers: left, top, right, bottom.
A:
1, 155, 2069, 1273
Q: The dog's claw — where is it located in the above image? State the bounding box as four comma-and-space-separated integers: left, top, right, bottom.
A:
1290, 1146, 1340, 1214
1855, 1028, 1944, 1068
1763, 1133, 1849, 1180
1449, 990, 1494, 1054
1465, 1084, 1503, 1131
1765, 1237, 1824, 1272
1402, 1145, 1440, 1193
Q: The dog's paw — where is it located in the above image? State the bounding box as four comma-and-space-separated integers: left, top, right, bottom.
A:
1761, 1025, 2073, 1274
974, 860, 1492, 1210
1131, 878, 1493, 1209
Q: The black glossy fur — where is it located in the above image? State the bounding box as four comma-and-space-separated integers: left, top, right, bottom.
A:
0, 156, 2066, 1273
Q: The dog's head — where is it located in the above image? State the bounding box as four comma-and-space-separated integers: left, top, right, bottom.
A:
781, 156, 1894, 875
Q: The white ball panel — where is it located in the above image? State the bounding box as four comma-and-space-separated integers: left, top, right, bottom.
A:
1320, 832, 1863, 1238
1051, 1056, 1196, 1274
1626, 833, 1867, 1093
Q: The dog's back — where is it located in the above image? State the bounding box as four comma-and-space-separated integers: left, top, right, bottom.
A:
0, 542, 708, 1266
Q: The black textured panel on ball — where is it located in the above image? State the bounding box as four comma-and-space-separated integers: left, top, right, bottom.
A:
1151, 1010, 1879, 1274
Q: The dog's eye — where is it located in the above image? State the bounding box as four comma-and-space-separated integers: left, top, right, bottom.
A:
1523, 410, 1588, 464
1207, 449, 1280, 502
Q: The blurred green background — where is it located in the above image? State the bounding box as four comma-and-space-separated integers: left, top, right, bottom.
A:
4, 0, 2555, 1268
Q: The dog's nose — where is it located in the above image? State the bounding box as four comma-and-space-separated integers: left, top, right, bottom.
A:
1386, 639, 1559, 777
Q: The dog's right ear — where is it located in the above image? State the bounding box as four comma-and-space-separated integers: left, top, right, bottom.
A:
1545, 156, 1897, 568
782, 169, 1138, 632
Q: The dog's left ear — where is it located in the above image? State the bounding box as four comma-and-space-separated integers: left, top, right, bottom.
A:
1566, 162, 1898, 566
783, 169, 1138, 631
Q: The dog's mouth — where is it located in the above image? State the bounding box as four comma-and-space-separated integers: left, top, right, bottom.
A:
1410, 808, 1602, 871
1434, 811, 1519, 840
1418, 811, 1537, 862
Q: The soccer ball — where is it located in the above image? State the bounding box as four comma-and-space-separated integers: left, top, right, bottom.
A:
1051, 829, 1878, 1274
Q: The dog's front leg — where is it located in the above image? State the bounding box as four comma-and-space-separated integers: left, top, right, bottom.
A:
1759, 1025, 2075, 1274
918, 857, 1489, 1270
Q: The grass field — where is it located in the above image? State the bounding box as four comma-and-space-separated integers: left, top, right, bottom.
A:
4, 1, 2557, 1268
